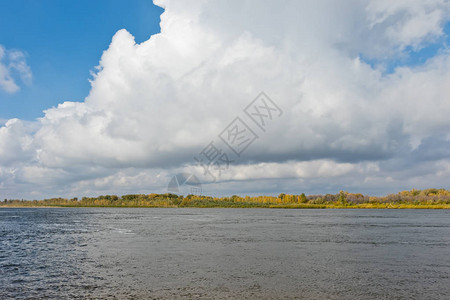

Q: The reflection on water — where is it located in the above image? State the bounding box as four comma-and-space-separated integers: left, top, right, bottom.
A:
1, 208, 449, 299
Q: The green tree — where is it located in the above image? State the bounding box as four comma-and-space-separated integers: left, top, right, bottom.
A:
299, 193, 307, 203
338, 191, 347, 206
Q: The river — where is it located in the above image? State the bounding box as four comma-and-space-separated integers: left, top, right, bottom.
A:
1, 208, 449, 299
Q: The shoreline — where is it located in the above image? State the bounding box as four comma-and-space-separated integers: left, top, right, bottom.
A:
3, 189, 449, 209
1, 204, 450, 209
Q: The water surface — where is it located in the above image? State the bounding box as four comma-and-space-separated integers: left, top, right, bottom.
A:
1, 208, 449, 299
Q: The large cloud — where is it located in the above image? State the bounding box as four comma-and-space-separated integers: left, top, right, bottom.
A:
1, 0, 450, 198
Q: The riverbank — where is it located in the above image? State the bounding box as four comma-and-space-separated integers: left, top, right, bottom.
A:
2, 203, 450, 209
2, 189, 449, 209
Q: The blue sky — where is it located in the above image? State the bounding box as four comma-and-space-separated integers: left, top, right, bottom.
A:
0, 0, 163, 120
360, 22, 450, 74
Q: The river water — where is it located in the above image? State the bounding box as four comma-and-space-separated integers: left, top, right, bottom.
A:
1, 208, 449, 299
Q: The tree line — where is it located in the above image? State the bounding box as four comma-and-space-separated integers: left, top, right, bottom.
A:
2, 188, 450, 208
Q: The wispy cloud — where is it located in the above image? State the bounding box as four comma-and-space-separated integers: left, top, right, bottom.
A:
0, 45, 32, 94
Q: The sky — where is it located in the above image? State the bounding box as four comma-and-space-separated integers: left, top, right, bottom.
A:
0, 0, 163, 120
1, 0, 450, 199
